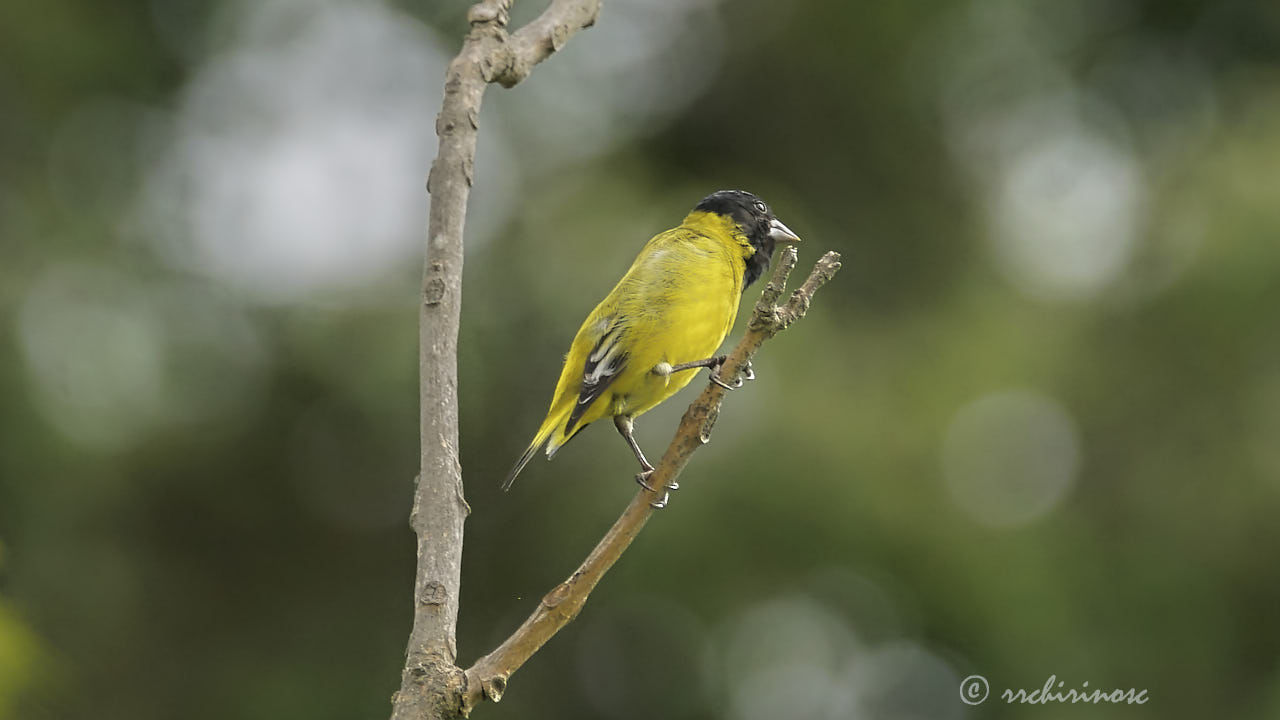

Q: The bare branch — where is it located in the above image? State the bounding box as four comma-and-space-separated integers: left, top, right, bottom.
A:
393, 2, 601, 719
503, 0, 601, 87
461, 247, 842, 711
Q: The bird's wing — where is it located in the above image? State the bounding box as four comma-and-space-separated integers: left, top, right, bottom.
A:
564, 318, 629, 434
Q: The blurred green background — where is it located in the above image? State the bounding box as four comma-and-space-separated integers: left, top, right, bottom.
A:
3, 0, 1280, 718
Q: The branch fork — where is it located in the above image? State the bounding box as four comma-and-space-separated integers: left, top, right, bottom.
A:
393, 2, 601, 720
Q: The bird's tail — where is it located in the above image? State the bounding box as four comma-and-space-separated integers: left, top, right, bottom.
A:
501, 441, 541, 492
501, 407, 572, 491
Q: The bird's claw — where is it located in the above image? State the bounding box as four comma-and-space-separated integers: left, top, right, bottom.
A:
635, 470, 676, 508
710, 359, 753, 390
710, 372, 740, 390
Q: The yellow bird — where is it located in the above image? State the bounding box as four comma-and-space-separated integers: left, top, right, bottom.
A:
502, 190, 800, 498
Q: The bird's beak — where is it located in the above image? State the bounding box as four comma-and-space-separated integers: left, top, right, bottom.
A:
769, 218, 801, 244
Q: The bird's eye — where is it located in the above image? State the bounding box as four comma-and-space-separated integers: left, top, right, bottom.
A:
753, 200, 768, 214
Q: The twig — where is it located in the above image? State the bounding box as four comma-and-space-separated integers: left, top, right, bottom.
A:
394, 2, 601, 719
461, 247, 842, 711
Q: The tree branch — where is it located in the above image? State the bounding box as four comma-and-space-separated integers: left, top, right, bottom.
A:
393, 2, 601, 719
460, 247, 843, 712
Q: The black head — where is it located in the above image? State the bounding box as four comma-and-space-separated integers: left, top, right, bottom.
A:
693, 190, 799, 288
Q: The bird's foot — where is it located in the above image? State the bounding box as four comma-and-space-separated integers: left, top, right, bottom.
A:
634, 469, 676, 508
634, 469, 657, 492
710, 359, 754, 390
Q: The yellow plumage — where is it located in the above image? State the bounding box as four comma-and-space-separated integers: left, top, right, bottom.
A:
503, 191, 798, 491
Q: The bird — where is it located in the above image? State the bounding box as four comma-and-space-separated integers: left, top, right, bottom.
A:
502, 190, 800, 503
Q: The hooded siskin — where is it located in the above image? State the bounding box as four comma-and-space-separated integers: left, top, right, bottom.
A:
503, 190, 800, 490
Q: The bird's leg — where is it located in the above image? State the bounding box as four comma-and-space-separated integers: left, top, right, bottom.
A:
614, 415, 654, 476
615, 415, 675, 508
663, 355, 726, 374
653, 355, 755, 391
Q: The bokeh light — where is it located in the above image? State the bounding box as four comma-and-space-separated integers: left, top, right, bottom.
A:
138, 0, 453, 301
15, 262, 268, 452
706, 592, 961, 720
942, 390, 1080, 528
986, 106, 1145, 302
927, 0, 1157, 303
